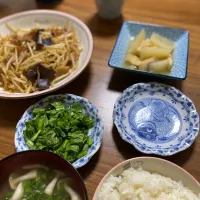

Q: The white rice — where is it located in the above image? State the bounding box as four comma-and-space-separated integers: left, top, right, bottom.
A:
98, 167, 200, 200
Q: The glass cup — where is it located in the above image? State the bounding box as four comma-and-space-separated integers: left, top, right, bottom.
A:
95, 0, 125, 20
36, 0, 62, 4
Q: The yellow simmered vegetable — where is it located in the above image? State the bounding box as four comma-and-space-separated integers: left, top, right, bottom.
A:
124, 29, 176, 74
128, 29, 146, 54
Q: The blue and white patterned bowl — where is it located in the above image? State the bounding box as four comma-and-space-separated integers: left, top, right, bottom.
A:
113, 82, 199, 156
15, 94, 104, 168
109, 21, 189, 80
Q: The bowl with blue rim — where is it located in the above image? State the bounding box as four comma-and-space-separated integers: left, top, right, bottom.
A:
113, 82, 199, 156
109, 21, 189, 80
15, 94, 104, 168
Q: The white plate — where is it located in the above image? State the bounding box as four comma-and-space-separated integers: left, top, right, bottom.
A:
0, 10, 93, 98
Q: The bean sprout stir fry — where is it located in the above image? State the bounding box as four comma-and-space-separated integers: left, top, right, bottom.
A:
0, 23, 82, 93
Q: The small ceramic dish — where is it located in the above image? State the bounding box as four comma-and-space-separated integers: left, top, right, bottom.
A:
92, 157, 200, 199
15, 94, 104, 168
113, 82, 199, 156
0, 10, 93, 99
109, 21, 189, 80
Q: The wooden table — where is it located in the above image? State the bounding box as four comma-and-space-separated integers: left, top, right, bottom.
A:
0, 0, 200, 199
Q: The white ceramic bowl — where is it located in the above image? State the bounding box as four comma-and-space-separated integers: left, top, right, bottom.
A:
93, 157, 200, 199
0, 10, 93, 98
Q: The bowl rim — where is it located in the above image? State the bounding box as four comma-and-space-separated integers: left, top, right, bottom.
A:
125, 21, 189, 32
108, 21, 189, 80
92, 156, 200, 200
113, 82, 199, 156
0, 150, 88, 200
0, 9, 93, 99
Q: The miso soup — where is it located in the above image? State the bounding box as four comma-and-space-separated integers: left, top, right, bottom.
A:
2, 164, 81, 200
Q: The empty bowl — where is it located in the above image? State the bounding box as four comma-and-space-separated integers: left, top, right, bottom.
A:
113, 82, 199, 156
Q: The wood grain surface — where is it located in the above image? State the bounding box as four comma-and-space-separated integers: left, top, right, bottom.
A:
0, 0, 200, 199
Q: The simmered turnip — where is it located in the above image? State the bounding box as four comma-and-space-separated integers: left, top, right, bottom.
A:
148, 59, 170, 73
128, 29, 146, 54
150, 33, 175, 50
140, 47, 171, 60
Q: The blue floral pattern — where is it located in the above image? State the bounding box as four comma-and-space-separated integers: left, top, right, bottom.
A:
113, 83, 199, 156
15, 94, 104, 168
128, 98, 182, 143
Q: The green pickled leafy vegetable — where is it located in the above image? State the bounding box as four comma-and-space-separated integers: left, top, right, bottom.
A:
23, 101, 94, 163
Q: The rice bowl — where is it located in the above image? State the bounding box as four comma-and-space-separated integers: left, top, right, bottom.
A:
93, 157, 200, 200
98, 167, 199, 199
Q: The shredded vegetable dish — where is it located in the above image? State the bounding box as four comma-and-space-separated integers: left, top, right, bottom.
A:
0, 24, 82, 93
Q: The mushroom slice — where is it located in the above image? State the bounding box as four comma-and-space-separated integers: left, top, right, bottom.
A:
10, 182, 24, 200
44, 170, 65, 196
57, 177, 72, 189
9, 173, 19, 190
9, 170, 37, 190
64, 184, 81, 200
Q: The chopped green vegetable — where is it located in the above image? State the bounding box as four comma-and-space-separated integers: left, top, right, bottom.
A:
4, 168, 71, 200
4, 191, 14, 199
23, 101, 94, 163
